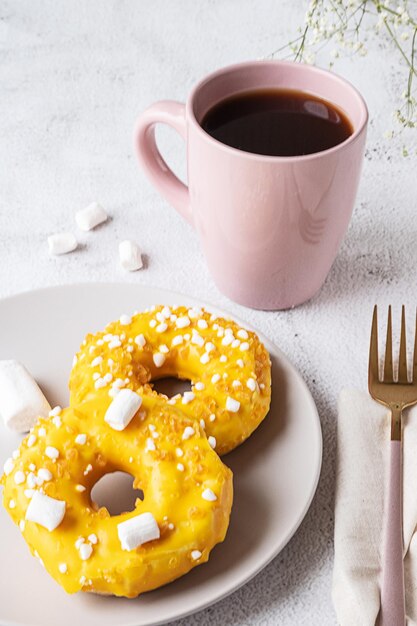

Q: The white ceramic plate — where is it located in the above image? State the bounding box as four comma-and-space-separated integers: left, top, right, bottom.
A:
0, 284, 322, 626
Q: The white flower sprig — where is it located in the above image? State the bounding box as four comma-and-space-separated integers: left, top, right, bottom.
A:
271, 1, 417, 138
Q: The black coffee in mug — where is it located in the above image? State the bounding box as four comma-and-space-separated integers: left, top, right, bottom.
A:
201, 88, 353, 157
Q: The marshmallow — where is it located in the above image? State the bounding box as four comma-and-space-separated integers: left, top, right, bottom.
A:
104, 389, 142, 431
75, 202, 108, 231
25, 492, 66, 531
117, 512, 160, 551
226, 397, 240, 413
48, 232, 78, 255
0, 360, 51, 432
119, 240, 143, 272
202, 488, 217, 502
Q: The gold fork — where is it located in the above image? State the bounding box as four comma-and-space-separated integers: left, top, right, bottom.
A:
369, 305, 417, 626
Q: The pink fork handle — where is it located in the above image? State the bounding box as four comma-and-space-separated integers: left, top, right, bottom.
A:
379, 441, 406, 626
134, 100, 193, 226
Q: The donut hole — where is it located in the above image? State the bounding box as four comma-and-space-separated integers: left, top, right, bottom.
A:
152, 376, 192, 399
91, 471, 144, 516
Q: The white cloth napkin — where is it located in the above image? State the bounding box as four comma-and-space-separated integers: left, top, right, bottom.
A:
333, 389, 417, 626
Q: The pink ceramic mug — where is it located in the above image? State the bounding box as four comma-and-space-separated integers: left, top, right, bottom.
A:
135, 60, 368, 310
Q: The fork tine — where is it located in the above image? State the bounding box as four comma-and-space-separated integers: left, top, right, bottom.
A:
413, 308, 417, 382
384, 305, 394, 382
398, 305, 408, 383
369, 305, 379, 386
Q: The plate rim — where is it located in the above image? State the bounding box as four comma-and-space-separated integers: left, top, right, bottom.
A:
0, 282, 322, 626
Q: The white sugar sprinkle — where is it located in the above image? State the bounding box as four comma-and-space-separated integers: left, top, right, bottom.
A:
208, 436, 217, 449
182, 392, 195, 405
145, 438, 156, 452
79, 543, 93, 560
88, 533, 98, 544
9, 499, 16, 509
159, 344, 169, 354
19, 520, 25, 531
93, 373, 100, 381
176, 316, 190, 329
91, 356, 103, 367
237, 359, 244, 368
27, 434, 36, 447
176, 447, 183, 457
38, 427, 46, 437
209, 413, 216, 422
237, 329, 249, 340
75, 434, 87, 445
103, 373, 113, 383
205, 342, 215, 353
202, 488, 217, 501
232, 380, 242, 389
231, 339, 240, 348
220, 355, 227, 363
14, 470, 25, 485
171, 335, 183, 347
191, 332, 204, 347
49, 406, 62, 417
197, 319, 208, 329
52, 416, 62, 428
149, 319, 157, 328
240, 342, 250, 351
38, 468, 52, 482
120, 314, 132, 326
200, 353, 210, 365
247, 378, 257, 391
156, 322, 168, 333
59, 563, 68, 574
222, 335, 233, 346
182, 426, 195, 440
191, 550, 202, 561
200, 419, 205, 429
45, 446, 59, 460
226, 397, 240, 413
134, 334, 146, 347
75, 484, 86, 492
109, 339, 122, 349
27, 472, 37, 488
195, 382, 205, 391
177, 463, 184, 472
211, 374, 221, 384
75, 537, 85, 549
153, 353, 166, 368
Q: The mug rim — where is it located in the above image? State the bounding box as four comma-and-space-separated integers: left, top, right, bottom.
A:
187, 59, 368, 162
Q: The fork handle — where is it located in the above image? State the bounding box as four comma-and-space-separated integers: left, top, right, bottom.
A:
379, 440, 406, 626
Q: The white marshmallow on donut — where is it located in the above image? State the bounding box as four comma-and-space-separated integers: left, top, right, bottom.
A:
25, 492, 66, 531
0, 360, 51, 432
104, 389, 142, 431
118, 512, 160, 551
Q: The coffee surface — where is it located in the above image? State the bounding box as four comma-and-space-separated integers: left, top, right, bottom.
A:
201, 88, 353, 157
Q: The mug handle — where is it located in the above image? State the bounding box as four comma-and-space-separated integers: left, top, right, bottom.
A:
134, 101, 192, 226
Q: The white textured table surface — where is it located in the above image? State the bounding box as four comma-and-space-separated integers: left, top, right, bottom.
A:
1, 2, 417, 624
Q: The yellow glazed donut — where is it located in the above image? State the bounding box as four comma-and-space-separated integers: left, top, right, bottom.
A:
70, 305, 271, 455
1, 390, 233, 597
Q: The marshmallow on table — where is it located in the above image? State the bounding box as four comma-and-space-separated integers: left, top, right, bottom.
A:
48, 232, 78, 255
75, 202, 108, 231
119, 240, 143, 271
104, 389, 142, 431
0, 360, 51, 432
117, 512, 160, 551
25, 491, 66, 531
